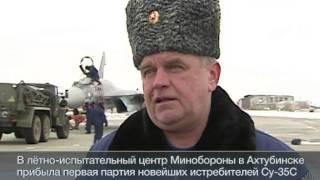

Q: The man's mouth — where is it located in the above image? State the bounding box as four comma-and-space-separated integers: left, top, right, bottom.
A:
155, 97, 176, 103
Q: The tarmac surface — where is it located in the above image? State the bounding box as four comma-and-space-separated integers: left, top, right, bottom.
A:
0, 112, 319, 178
252, 116, 320, 151
0, 112, 319, 151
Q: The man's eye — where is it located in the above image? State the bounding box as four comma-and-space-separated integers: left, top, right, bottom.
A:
142, 68, 155, 77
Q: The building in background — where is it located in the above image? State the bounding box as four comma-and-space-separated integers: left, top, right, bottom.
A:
238, 95, 312, 112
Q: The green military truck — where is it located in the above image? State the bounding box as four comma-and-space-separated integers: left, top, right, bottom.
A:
0, 81, 69, 144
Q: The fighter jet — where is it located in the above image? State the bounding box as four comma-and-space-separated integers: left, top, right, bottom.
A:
66, 52, 144, 113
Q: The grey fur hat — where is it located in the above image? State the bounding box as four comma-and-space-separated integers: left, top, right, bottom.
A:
126, 0, 221, 68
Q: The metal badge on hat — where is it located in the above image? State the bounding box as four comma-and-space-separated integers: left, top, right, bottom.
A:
148, 10, 160, 24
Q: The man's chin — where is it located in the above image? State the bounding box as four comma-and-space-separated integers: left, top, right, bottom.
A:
154, 111, 182, 126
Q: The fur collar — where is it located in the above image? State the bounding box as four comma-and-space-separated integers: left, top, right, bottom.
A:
109, 86, 256, 150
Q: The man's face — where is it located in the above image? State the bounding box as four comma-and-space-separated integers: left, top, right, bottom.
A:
140, 52, 220, 132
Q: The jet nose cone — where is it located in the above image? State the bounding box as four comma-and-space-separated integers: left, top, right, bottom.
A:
66, 86, 86, 108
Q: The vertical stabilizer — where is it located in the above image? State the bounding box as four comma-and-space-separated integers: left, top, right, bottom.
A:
98, 51, 106, 79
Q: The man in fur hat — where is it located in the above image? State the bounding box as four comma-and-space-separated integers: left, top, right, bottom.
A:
81, 0, 311, 179
93, 0, 286, 151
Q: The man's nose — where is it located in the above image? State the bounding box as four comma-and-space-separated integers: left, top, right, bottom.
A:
152, 68, 169, 89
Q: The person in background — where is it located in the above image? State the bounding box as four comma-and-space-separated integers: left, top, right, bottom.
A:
84, 102, 93, 134
92, 103, 107, 143
79, 64, 101, 85
98, 102, 108, 127
71, 108, 85, 130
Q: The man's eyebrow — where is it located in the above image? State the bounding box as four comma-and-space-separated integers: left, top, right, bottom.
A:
138, 57, 184, 70
166, 58, 183, 64
138, 63, 152, 71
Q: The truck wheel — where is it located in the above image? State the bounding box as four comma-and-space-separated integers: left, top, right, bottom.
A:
40, 115, 51, 142
14, 130, 24, 138
56, 123, 69, 139
24, 115, 41, 144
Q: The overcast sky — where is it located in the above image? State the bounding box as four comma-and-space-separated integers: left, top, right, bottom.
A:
0, 0, 319, 106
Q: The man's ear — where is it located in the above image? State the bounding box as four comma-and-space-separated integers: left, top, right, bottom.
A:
208, 61, 221, 92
